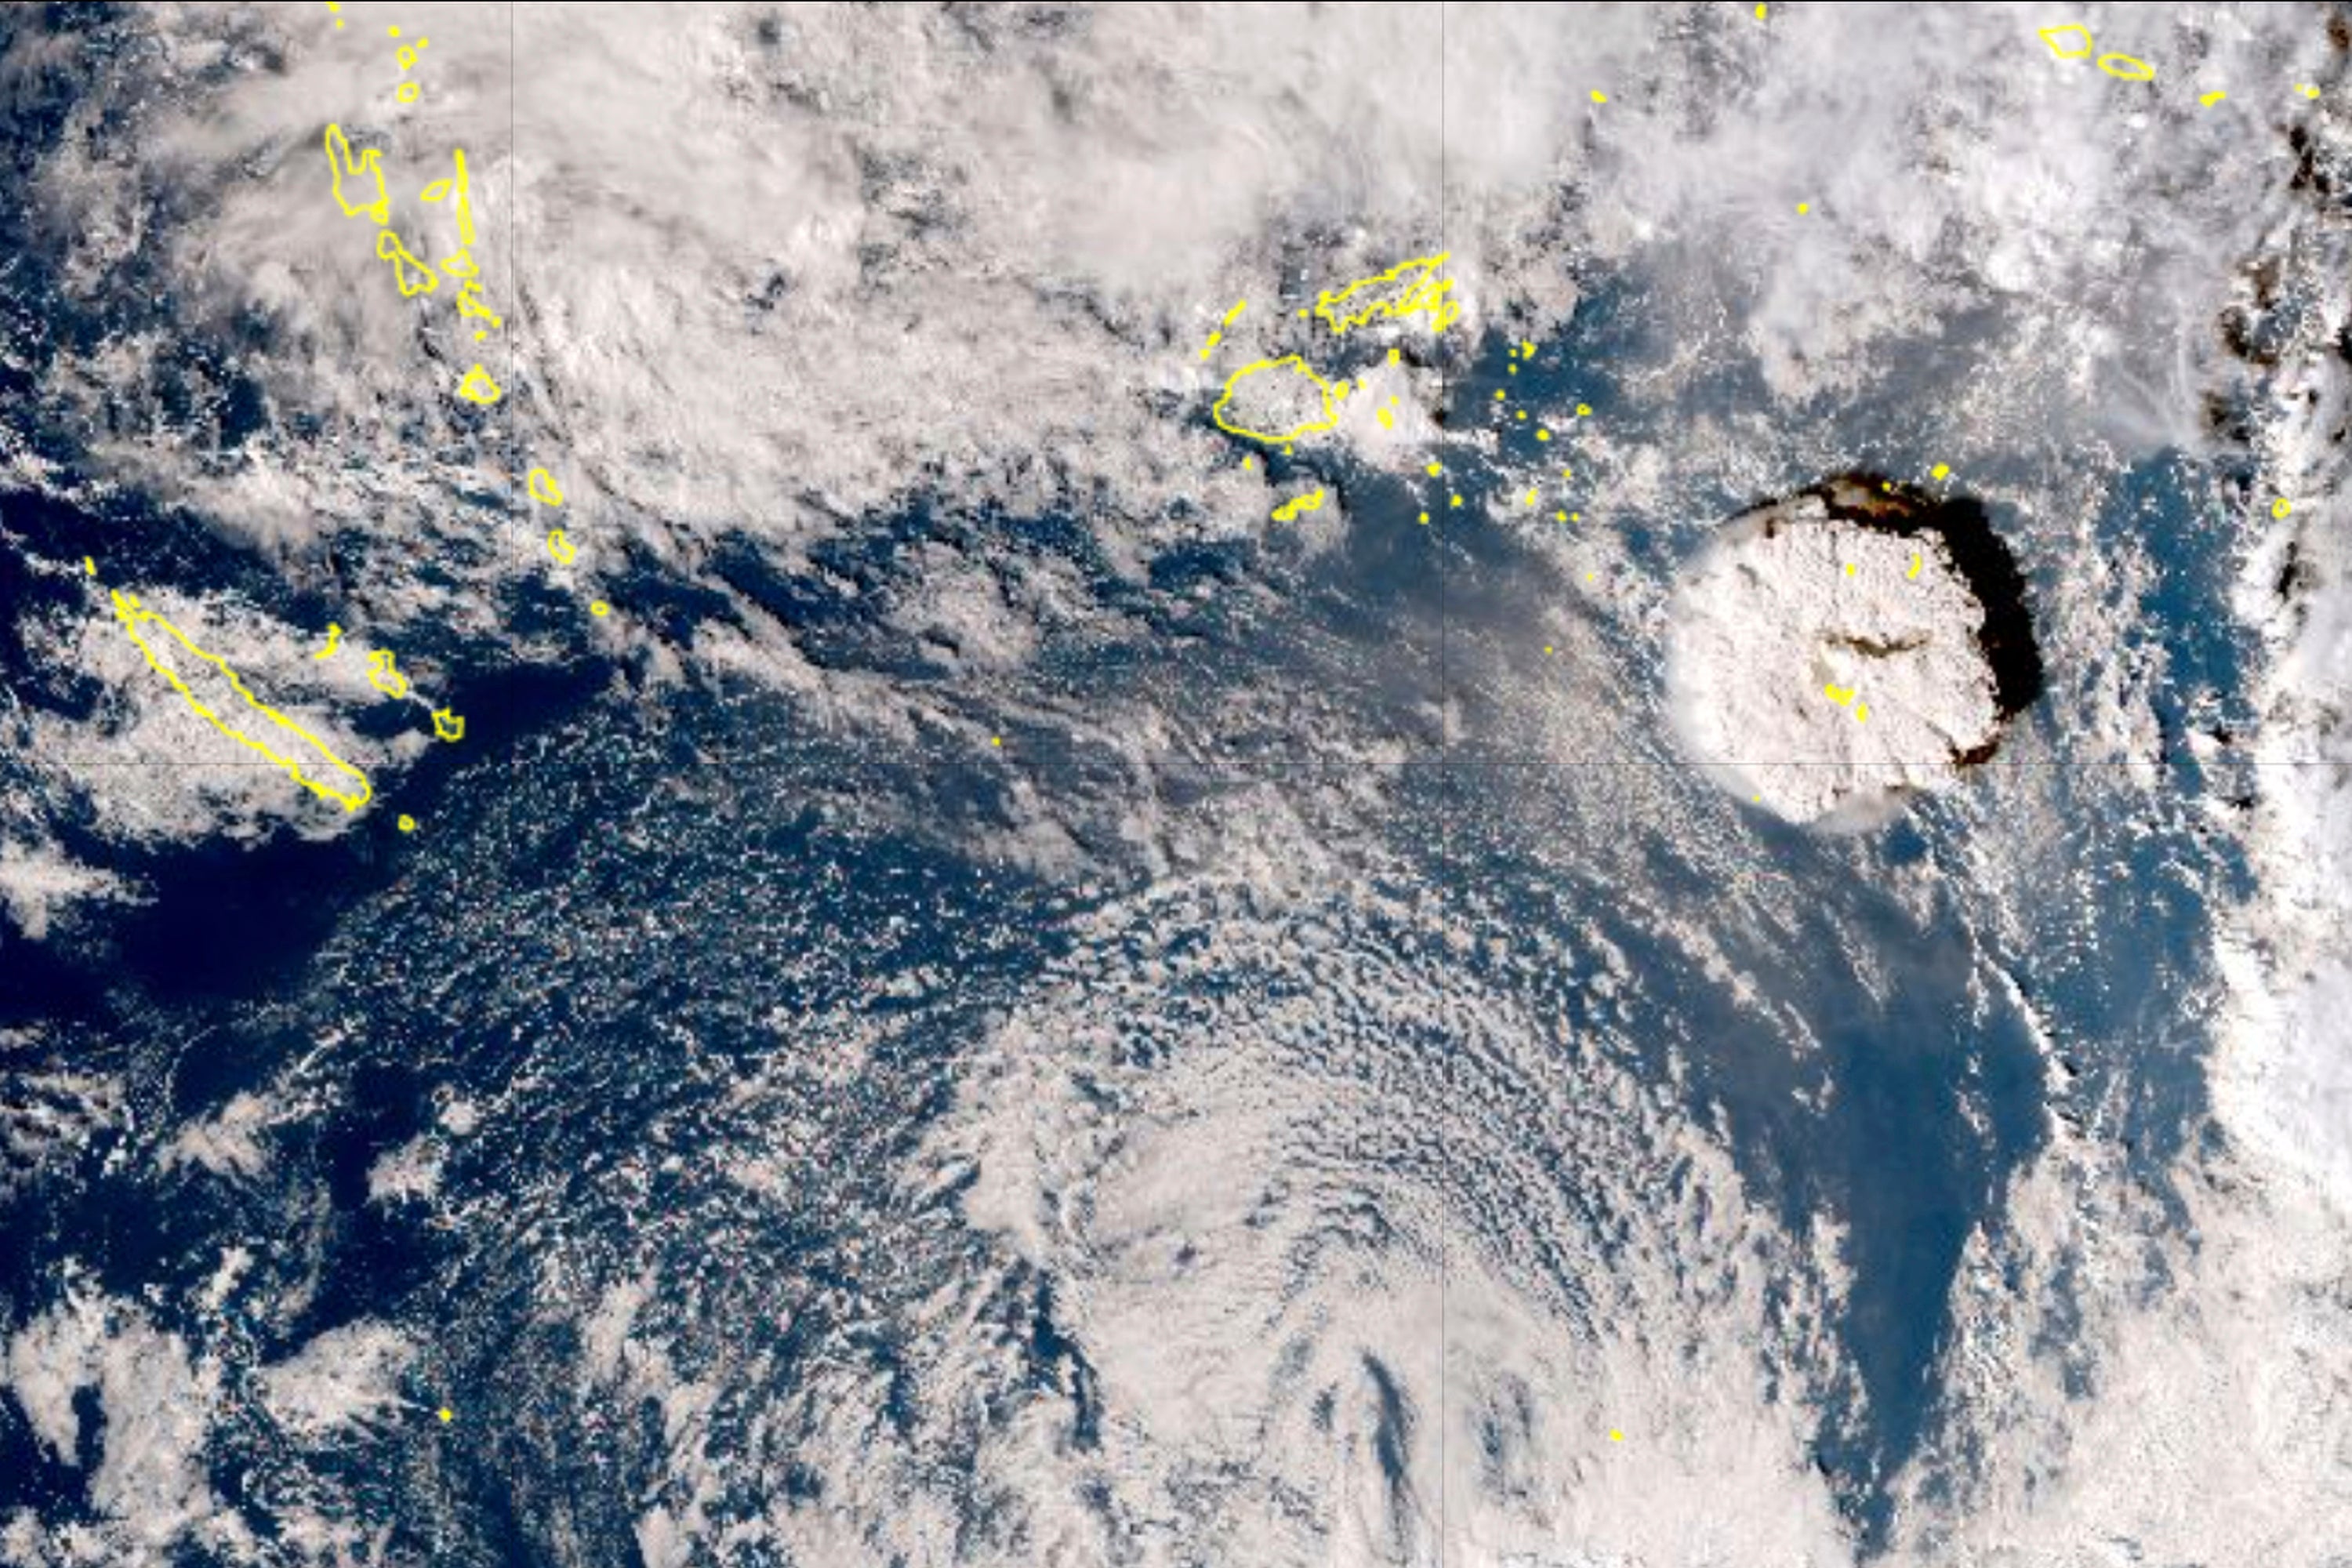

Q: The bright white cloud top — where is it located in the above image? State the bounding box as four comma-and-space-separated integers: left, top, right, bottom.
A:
1666, 476, 2041, 824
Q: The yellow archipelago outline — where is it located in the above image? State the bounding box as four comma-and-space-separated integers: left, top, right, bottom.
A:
110, 589, 373, 812
1211, 355, 1346, 445
1313, 252, 1461, 336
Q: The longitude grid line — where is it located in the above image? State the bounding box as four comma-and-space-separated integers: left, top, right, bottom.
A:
509, 0, 516, 873
1436, 2, 1447, 1561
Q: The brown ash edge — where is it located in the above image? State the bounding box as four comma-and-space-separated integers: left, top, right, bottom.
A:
1806, 472, 2048, 742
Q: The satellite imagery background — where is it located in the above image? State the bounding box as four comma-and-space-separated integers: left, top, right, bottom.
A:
3, 2, 2352, 1564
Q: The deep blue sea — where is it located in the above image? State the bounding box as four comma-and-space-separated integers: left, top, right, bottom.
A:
0, 268, 2248, 1563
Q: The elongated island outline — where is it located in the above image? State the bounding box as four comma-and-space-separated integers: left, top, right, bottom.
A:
109, 587, 373, 812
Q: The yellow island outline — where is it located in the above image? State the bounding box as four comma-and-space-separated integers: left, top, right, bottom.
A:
1211, 355, 1347, 445
1313, 252, 1461, 336
110, 589, 373, 812
1271, 487, 1327, 522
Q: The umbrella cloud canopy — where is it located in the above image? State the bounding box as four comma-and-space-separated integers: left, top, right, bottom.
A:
1666, 476, 2044, 825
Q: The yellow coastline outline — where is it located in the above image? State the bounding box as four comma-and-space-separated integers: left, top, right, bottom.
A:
1271, 487, 1327, 522
1200, 299, 1247, 360
2038, 25, 2095, 61
324, 124, 390, 225
1211, 355, 1345, 445
456, 365, 503, 405
1312, 252, 1460, 336
109, 590, 372, 812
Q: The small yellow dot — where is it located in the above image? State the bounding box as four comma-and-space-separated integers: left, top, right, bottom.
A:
1562, 467, 1573, 478
1243, 456, 1254, 470
1609, 1428, 1623, 1442
1521, 340, 1535, 358
1450, 495, 1463, 508
1515, 410, 1527, 421
590, 601, 611, 617
475, 330, 488, 342
387, 24, 401, 36
1418, 511, 1431, 524
1199, 348, 1211, 359
1931, 463, 1950, 480
1523, 488, 1538, 505
398, 815, 417, 833
2301, 84, 2321, 99
437, 1406, 453, 1423
1388, 347, 1401, 364
1576, 404, 1592, 416
1536, 429, 1552, 441
1797, 202, 1810, 214
1846, 562, 1857, 575
1570, 511, 1581, 521
1508, 364, 1519, 376
1426, 461, 1443, 476
1544, 644, 1554, 654
83, 557, 95, 575
2273, 497, 2293, 518
1296, 308, 1308, 318
1555, 510, 1568, 521
1494, 390, 1506, 401
991, 735, 1003, 746
1591, 89, 1608, 103
1587, 572, 1597, 582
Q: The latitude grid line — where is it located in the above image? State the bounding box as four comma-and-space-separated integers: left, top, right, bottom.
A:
50, 756, 2329, 768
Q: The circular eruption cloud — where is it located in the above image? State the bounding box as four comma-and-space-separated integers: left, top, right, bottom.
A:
1666, 474, 2043, 825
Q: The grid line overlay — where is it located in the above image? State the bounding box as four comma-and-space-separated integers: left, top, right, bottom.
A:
13, 11, 2312, 1559
1438, 3, 1450, 1557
